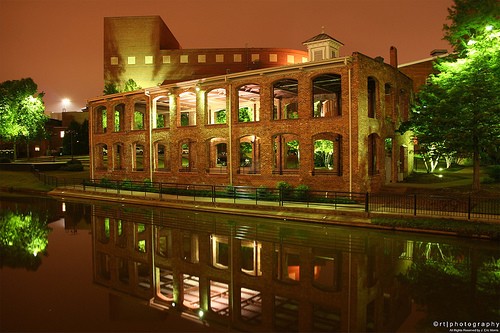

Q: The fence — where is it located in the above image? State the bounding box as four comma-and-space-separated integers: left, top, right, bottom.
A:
69, 178, 500, 221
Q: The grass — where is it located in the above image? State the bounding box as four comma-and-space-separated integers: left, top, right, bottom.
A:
372, 217, 500, 240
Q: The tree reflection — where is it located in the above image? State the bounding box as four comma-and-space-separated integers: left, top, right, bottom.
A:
0, 211, 51, 270
400, 242, 500, 330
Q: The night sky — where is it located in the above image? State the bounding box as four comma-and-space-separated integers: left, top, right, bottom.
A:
0, 0, 453, 115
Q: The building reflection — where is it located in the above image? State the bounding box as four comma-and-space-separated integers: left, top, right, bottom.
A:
89, 203, 418, 332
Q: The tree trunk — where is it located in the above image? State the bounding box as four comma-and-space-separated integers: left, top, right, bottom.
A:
472, 148, 481, 191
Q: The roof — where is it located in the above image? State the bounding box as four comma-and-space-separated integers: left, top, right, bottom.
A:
303, 33, 344, 45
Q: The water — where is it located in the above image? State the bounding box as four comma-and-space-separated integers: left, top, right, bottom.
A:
1, 194, 499, 332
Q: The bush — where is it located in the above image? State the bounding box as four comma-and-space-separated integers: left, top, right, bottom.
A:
485, 165, 500, 182
60, 159, 83, 171
0, 157, 11, 163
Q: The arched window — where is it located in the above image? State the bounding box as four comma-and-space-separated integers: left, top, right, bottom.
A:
133, 143, 145, 171
94, 106, 107, 133
313, 133, 342, 175
179, 92, 196, 126
207, 88, 227, 125
133, 99, 146, 130
237, 84, 260, 122
154, 96, 170, 129
238, 135, 260, 174
112, 142, 124, 170
312, 74, 341, 117
273, 134, 299, 174
273, 79, 298, 120
114, 103, 125, 132
179, 140, 195, 171
95, 144, 108, 170
155, 142, 170, 171
207, 138, 228, 174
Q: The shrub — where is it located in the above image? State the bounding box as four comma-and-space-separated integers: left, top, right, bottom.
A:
60, 159, 83, 171
294, 184, 310, 200
485, 165, 500, 182
0, 157, 11, 163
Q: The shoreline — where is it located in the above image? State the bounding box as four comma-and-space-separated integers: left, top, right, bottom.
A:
47, 187, 497, 240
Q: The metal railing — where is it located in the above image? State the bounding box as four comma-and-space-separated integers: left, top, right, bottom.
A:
72, 178, 500, 221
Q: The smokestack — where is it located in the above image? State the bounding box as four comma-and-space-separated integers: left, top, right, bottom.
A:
390, 46, 398, 67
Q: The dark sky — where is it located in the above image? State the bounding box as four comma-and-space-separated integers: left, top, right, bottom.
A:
0, 0, 453, 115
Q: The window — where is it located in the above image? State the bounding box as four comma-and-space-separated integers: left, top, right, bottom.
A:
114, 103, 125, 132
237, 84, 260, 122
162, 55, 171, 64
313, 134, 342, 175
313, 251, 340, 290
180, 55, 189, 63
206, 88, 227, 125
368, 133, 379, 175
94, 106, 107, 133
368, 77, 377, 118
155, 143, 169, 171
153, 96, 170, 129
216, 54, 224, 63
127, 56, 136, 65
234, 54, 242, 62
133, 99, 146, 130
312, 74, 342, 117
273, 135, 299, 174
112, 143, 123, 170
198, 54, 206, 63
270, 54, 278, 62
238, 136, 260, 174
273, 79, 298, 120
110, 57, 118, 65
179, 92, 196, 126
134, 143, 145, 171
211, 235, 229, 269
287, 55, 295, 64
145, 55, 153, 64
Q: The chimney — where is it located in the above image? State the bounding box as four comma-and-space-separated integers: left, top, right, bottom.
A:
390, 46, 398, 67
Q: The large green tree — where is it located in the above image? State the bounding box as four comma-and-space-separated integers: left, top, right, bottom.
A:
0, 78, 47, 159
402, 0, 500, 190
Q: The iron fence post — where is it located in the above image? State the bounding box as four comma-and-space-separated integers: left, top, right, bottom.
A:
365, 192, 369, 213
414, 194, 417, 216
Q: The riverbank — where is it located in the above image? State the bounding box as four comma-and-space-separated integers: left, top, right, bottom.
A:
1, 166, 499, 240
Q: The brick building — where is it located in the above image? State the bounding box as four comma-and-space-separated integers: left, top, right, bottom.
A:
104, 16, 310, 88
89, 16, 414, 193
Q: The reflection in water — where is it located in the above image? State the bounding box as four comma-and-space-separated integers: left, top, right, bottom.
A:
87, 201, 500, 332
0, 195, 56, 270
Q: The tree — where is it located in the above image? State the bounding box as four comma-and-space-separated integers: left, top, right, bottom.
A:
401, 2, 500, 190
103, 78, 142, 95
0, 78, 47, 159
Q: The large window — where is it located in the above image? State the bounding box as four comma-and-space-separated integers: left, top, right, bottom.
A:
313, 134, 342, 175
368, 133, 379, 175
237, 84, 260, 122
273, 79, 298, 120
114, 103, 125, 132
154, 96, 170, 129
312, 74, 342, 117
273, 134, 300, 174
239, 135, 260, 174
179, 92, 196, 126
207, 88, 227, 125
207, 139, 228, 174
133, 99, 146, 130
94, 106, 107, 133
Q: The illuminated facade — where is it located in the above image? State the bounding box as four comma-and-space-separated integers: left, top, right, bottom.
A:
104, 16, 309, 89
91, 202, 413, 332
89, 51, 414, 192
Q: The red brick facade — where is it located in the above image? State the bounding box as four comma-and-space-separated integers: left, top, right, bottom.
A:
89, 53, 414, 193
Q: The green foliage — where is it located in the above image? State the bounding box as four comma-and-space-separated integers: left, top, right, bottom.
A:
314, 140, 334, 168
443, 0, 499, 55
400, 17, 500, 189
0, 78, 47, 147
238, 107, 252, 122
103, 79, 142, 95
485, 165, 500, 182
215, 109, 226, 124
0, 211, 51, 270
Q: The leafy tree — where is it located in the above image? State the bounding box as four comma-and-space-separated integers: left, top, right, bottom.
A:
103, 78, 142, 95
62, 120, 89, 156
0, 78, 47, 159
401, 2, 500, 190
